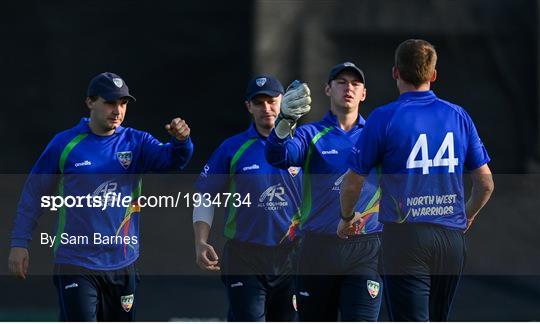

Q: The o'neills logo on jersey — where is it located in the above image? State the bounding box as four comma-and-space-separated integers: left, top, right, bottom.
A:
242, 164, 260, 171
74, 160, 92, 167
332, 173, 346, 191
321, 149, 339, 155
116, 151, 132, 169
258, 183, 288, 211
120, 294, 134, 312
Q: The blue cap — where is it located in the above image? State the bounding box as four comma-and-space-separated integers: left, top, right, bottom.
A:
87, 72, 136, 102
328, 62, 366, 85
245, 75, 284, 101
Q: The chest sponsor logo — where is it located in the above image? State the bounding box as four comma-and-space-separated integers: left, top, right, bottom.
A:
288, 166, 300, 177
120, 294, 134, 312
74, 160, 92, 168
258, 183, 288, 211
321, 149, 339, 155
116, 151, 132, 169
332, 173, 346, 191
93, 180, 118, 206
367, 280, 380, 298
242, 164, 260, 171
200, 164, 210, 178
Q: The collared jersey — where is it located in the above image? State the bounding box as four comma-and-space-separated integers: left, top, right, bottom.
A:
11, 117, 194, 270
195, 124, 302, 246
348, 91, 490, 229
266, 111, 382, 236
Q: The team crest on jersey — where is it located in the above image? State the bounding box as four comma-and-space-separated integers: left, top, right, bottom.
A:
116, 151, 132, 169
366, 280, 380, 299
256, 77, 267, 87
113, 78, 123, 88
120, 294, 134, 312
288, 166, 300, 177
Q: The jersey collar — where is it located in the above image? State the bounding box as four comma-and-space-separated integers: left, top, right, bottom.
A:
76, 117, 125, 135
323, 110, 366, 129
247, 123, 267, 140
398, 90, 437, 101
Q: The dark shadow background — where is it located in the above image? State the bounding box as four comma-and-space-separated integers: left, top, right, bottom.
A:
1, 0, 539, 321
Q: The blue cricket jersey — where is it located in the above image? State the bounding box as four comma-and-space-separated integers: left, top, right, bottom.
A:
195, 124, 302, 246
11, 117, 194, 270
266, 111, 382, 236
348, 90, 490, 230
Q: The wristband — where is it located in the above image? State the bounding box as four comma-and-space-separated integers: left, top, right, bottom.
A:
340, 212, 355, 221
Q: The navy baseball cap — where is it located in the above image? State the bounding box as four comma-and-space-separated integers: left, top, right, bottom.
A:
87, 72, 136, 102
245, 75, 284, 101
328, 62, 366, 85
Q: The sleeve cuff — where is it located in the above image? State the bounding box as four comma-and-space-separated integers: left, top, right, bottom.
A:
268, 130, 290, 144
11, 238, 30, 249
466, 157, 491, 172
171, 136, 192, 147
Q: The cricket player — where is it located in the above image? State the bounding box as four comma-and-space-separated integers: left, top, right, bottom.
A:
8, 72, 194, 321
265, 63, 383, 321
193, 75, 306, 321
339, 39, 494, 321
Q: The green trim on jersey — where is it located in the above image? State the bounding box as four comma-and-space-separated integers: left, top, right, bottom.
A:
53, 133, 88, 253
59, 134, 88, 173
296, 126, 334, 229
224, 138, 258, 239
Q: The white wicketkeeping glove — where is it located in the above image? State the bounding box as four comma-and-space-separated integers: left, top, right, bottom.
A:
274, 80, 312, 139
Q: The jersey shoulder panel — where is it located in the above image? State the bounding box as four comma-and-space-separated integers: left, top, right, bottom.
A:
296, 120, 332, 140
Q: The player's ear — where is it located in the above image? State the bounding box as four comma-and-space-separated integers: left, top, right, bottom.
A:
392, 66, 399, 80
85, 97, 94, 110
245, 100, 254, 115
430, 69, 437, 82
324, 83, 331, 97
359, 87, 367, 102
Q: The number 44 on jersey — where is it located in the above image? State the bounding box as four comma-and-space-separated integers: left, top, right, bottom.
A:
406, 132, 459, 174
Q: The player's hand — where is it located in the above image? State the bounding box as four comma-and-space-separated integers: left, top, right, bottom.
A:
275, 80, 311, 139
165, 118, 190, 142
464, 217, 475, 233
280, 81, 311, 122
337, 212, 362, 239
8, 247, 29, 279
195, 241, 220, 271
